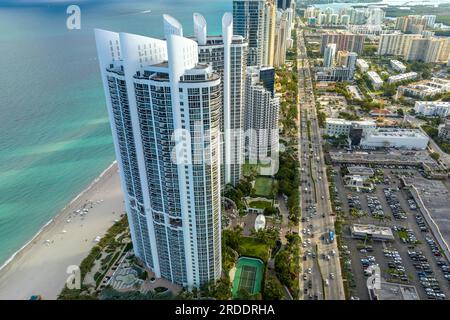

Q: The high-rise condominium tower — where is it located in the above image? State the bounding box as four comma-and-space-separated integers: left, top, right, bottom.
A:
274, 9, 289, 67
194, 13, 248, 186
320, 32, 365, 54
263, 0, 277, 66
244, 66, 279, 164
94, 15, 222, 288
233, 0, 267, 66
324, 43, 336, 68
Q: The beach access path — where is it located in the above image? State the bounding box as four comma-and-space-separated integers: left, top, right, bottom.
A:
0, 163, 124, 300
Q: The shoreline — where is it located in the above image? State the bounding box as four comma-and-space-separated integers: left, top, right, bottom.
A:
0, 161, 125, 300
0, 161, 118, 273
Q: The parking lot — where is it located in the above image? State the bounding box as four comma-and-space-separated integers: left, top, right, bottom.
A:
332, 164, 450, 300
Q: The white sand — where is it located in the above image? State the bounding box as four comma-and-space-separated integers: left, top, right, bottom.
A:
0, 162, 125, 300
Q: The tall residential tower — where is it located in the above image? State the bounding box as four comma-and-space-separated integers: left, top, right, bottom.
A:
194, 13, 248, 186
95, 16, 222, 288
244, 66, 279, 164
233, 0, 267, 66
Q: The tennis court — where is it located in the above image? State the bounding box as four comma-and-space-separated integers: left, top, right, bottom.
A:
232, 257, 264, 297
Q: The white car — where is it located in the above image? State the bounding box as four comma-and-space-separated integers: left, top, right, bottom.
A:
307, 268, 312, 274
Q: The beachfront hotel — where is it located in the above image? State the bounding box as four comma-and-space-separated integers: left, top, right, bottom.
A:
94, 15, 223, 288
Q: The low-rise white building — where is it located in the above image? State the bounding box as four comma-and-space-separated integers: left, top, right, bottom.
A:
397, 77, 450, 99
388, 72, 418, 84
360, 128, 429, 149
390, 59, 407, 72
356, 59, 369, 72
414, 101, 450, 117
326, 118, 376, 137
351, 224, 395, 241
438, 120, 450, 140
344, 175, 374, 191
367, 71, 383, 89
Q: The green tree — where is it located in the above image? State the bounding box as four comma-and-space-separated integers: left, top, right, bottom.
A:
235, 288, 256, 300
263, 276, 285, 300
263, 206, 278, 216
430, 152, 440, 161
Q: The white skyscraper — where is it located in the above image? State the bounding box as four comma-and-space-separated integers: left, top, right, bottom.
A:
324, 43, 336, 68
366, 7, 385, 25
195, 13, 248, 186
244, 66, 279, 164
274, 9, 289, 67
341, 14, 350, 26
318, 13, 327, 26
95, 15, 222, 288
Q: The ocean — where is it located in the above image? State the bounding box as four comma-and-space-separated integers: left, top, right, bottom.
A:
0, 0, 230, 266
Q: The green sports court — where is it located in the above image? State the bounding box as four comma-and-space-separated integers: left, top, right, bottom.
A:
232, 257, 264, 297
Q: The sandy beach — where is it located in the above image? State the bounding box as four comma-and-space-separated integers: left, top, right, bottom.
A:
0, 162, 125, 300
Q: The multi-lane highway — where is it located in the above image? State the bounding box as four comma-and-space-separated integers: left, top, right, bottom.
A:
296, 20, 345, 300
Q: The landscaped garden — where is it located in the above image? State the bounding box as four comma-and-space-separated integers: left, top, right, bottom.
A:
239, 236, 271, 263
248, 199, 273, 210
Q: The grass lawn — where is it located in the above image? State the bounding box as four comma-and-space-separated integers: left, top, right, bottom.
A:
254, 176, 273, 197
248, 200, 272, 210
239, 237, 270, 263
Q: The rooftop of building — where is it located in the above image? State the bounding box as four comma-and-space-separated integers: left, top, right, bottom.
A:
326, 118, 376, 126
134, 62, 219, 82
356, 58, 369, 65
368, 128, 427, 139
388, 72, 418, 80
351, 224, 394, 239
371, 282, 420, 300
347, 166, 375, 175
415, 101, 450, 106
367, 71, 383, 82
390, 59, 406, 67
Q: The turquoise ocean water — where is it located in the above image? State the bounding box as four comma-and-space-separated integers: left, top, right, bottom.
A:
0, 0, 230, 266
